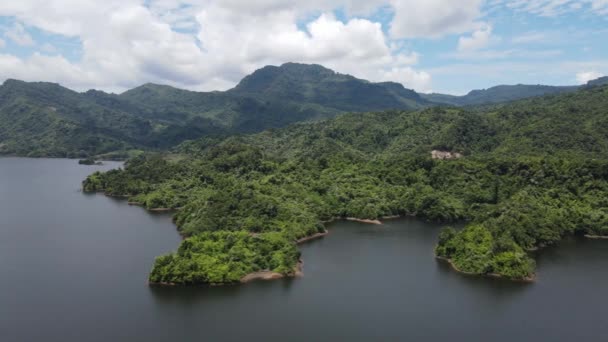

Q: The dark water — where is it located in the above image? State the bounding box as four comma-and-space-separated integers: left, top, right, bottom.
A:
1, 158, 607, 342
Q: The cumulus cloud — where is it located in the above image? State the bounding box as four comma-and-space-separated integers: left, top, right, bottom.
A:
458, 24, 493, 51
0, 0, 433, 92
389, 0, 483, 38
2, 0, 604, 93
0, 52, 97, 88
195, 5, 430, 91
576, 70, 604, 84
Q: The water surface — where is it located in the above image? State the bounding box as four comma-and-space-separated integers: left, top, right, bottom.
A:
1, 158, 607, 341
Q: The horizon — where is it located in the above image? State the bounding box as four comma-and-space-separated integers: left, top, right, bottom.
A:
0, 1, 606, 95
2, 61, 604, 97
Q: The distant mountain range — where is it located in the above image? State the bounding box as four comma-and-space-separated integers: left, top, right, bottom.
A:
0, 62, 605, 157
421, 76, 608, 106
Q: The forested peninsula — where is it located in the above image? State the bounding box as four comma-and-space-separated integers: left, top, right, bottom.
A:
83, 85, 608, 284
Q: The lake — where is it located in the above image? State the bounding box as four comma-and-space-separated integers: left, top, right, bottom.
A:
1, 157, 607, 341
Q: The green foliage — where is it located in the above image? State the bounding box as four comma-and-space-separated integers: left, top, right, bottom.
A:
1, 63, 430, 158
491, 251, 535, 280
149, 231, 299, 285
447, 224, 495, 274
84, 85, 608, 283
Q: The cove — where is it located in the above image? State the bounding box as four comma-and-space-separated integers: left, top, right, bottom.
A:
1, 158, 607, 341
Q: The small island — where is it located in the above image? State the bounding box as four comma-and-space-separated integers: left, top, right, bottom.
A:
78, 158, 102, 165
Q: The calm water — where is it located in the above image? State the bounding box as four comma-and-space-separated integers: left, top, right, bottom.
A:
1, 158, 607, 341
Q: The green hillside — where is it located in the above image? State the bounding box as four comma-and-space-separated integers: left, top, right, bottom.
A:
83, 85, 608, 284
0, 79, 151, 157
0, 63, 430, 157
230, 63, 429, 112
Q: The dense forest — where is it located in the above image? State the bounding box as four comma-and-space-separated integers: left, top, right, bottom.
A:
0, 63, 428, 158
3, 63, 605, 158
83, 85, 608, 284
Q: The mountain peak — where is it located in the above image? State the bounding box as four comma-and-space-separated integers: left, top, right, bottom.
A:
229, 63, 425, 111
231, 63, 341, 94
119, 82, 189, 99
278, 62, 335, 74
2, 78, 26, 86
1, 78, 63, 89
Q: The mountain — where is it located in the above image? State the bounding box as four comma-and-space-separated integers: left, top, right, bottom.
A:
229, 63, 429, 112
586, 76, 608, 87
0, 79, 154, 157
116, 63, 429, 130
1, 62, 605, 158
0, 63, 430, 157
422, 84, 579, 106
182, 84, 608, 161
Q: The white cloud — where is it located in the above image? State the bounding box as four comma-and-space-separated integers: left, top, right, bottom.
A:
389, 0, 483, 38
40, 43, 57, 54
4, 23, 35, 46
511, 32, 547, 44
195, 5, 430, 90
458, 24, 493, 51
1, 0, 604, 94
379, 67, 432, 92
0, 38, 5, 49
446, 48, 563, 61
0, 53, 96, 88
576, 70, 604, 83
591, 0, 608, 14
501, 0, 608, 16
0, 1, 433, 92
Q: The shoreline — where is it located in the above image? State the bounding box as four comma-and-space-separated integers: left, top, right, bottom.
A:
436, 256, 535, 283
322, 216, 390, 225
240, 261, 304, 284
346, 217, 382, 225
146, 212, 393, 287
584, 234, 608, 240
296, 230, 329, 244
89, 192, 545, 286
149, 261, 305, 287
128, 201, 177, 212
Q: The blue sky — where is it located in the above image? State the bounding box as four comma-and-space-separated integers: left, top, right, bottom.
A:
0, 1, 606, 94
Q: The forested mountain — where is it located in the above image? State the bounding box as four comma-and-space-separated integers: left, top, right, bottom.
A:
83, 85, 608, 284
422, 84, 579, 106
229, 63, 429, 112
587, 76, 608, 87
0, 63, 429, 157
0, 79, 152, 157
2, 61, 605, 157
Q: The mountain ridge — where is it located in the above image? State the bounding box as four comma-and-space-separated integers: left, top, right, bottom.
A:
1, 63, 606, 157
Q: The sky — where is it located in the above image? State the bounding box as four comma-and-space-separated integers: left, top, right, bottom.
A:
0, 0, 606, 95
